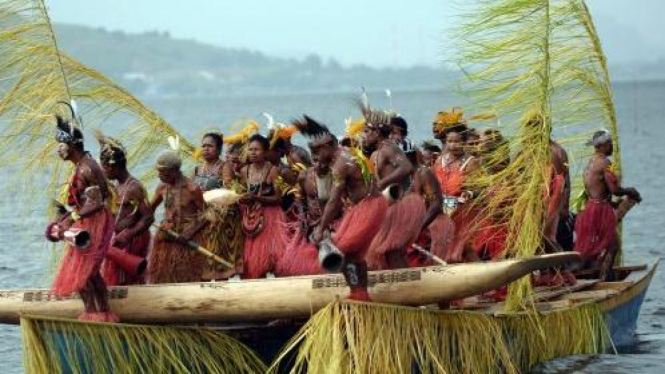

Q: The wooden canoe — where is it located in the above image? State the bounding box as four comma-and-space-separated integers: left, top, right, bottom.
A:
225, 260, 658, 364
0, 252, 579, 325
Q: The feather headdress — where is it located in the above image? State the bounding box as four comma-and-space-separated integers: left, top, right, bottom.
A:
355, 97, 394, 130
54, 115, 83, 144
432, 107, 466, 132
94, 129, 126, 165
264, 113, 298, 150
223, 121, 259, 145
292, 115, 335, 146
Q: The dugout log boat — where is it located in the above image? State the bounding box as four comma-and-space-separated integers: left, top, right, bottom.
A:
0, 252, 578, 324
2, 253, 656, 373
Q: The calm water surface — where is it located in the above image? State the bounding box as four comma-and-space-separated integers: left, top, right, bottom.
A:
0, 82, 663, 372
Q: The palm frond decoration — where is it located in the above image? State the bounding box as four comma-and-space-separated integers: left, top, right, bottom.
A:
455, 0, 622, 309
0, 0, 193, 206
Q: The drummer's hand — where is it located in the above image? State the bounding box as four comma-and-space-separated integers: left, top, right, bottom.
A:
625, 187, 642, 203
376, 179, 387, 192
58, 216, 73, 231
458, 191, 473, 204
239, 193, 254, 204
311, 227, 324, 245
112, 232, 131, 248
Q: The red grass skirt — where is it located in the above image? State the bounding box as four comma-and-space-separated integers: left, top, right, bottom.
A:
473, 223, 508, 260
333, 195, 389, 262
544, 173, 565, 240
366, 193, 426, 269
574, 199, 617, 261
428, 213, 456, 262
243, 205, 288, 279
51, 208, 114, 297
275, 228, 323, 277
148, 224, 207, 284
441, 204, 482, 263
101, 229, 151, 286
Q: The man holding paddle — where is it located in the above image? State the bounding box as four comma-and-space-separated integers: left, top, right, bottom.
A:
148, 150, 209, 283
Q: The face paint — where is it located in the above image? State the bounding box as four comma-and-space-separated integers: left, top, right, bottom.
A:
57, 142, 70, 160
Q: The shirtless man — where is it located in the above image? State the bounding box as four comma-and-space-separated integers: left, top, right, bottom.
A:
49, 115, 117, 322
544, 138, 571, 252
148, 150, 208, 283
361, 111, 424, 270
404, 148, 451, 266
276, 116, 338, 276
420, 141, 442, 168
310, 118, 389, 300
575, 130, 641, 280
97, 133, 154, 285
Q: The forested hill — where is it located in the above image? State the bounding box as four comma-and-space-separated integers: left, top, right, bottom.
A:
54, 24, 454, 97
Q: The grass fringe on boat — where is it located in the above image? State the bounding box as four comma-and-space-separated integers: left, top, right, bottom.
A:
269, 300, 609, 374
21, 315, 266, 374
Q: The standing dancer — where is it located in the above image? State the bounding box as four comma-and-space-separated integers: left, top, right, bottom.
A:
359, 105, 424, 270
432, 109, 481, 263
49, 115, 117, 322
149, 150, 208, 283
193, 132, 244, 280
238, 134, 287, 279
311, 127, 389, 301
97, 132, 153, 286
575, 130, 641, 280
276, 116, 339, 276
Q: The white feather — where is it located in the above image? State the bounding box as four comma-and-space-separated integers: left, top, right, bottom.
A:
70, 99, 83, 128
344, 117, 351, 127
263, 112, 275, 130
385, 89, 392, 109
167, 135, 180, 151
360, 86, 369, 109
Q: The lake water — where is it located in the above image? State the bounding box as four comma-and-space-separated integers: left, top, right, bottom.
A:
0, 82, 663, 373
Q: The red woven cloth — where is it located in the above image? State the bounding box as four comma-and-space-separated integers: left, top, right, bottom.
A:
574, 199, 617, 260
51, 208, 114, 297
333, 195, 389, 262
101, 229, 151, 286
366, 193, 427, 269
242, 205, 288, 279
433, 161, 464, 196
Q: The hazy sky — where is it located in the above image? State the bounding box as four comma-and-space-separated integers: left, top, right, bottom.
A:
46, 0, 665, 68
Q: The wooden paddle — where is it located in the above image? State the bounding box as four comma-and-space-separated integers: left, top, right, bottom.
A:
411, 244, 448, 266
152, 224, 234, 269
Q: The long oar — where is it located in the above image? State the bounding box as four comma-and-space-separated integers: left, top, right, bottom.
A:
411, 244, 448, 266
153, 224, 234, 269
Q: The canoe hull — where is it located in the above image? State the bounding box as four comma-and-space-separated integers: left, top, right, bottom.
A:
0, 253, 578, 325
599, 261, 656, 347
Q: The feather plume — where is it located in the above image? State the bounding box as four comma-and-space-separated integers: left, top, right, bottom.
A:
345, 117, 365, 137
93, 129, 123, 151
223, 121, 259, 144
263, 112, 275, 130
167, 135, 180, 151
292, 115, 331, 139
